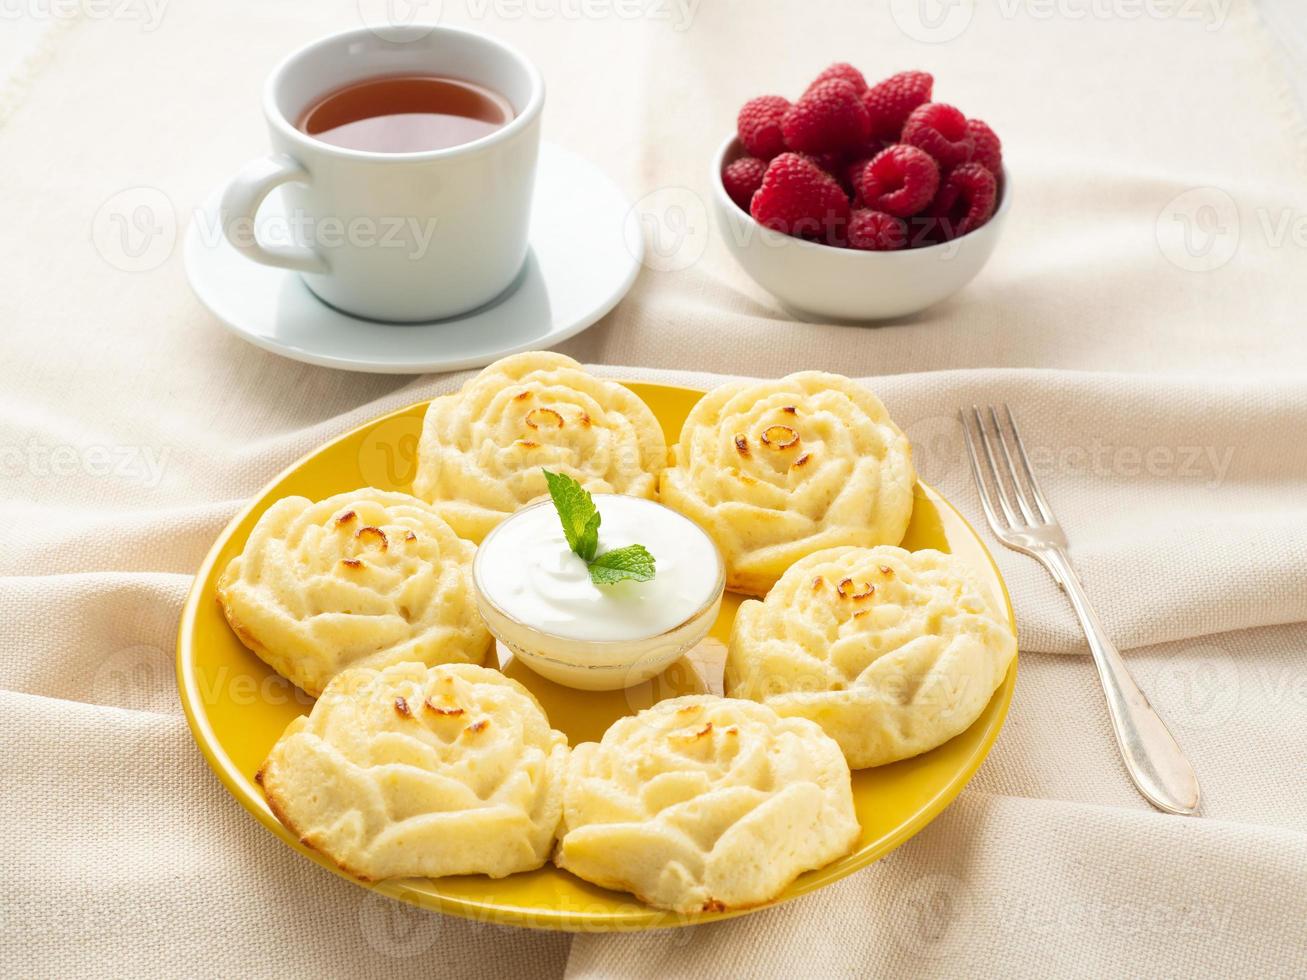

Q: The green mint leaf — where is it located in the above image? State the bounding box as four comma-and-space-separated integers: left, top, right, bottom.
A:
578, 511, 601, 563
542, 469, 600, 562
588, 544, 657, 586
542, 469, 656, 585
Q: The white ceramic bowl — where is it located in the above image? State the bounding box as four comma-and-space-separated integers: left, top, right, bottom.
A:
712, 136, 1010, 321
472, 500, 726, 692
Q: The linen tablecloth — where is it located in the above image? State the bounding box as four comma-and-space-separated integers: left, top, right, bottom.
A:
2, 1, 1306, 976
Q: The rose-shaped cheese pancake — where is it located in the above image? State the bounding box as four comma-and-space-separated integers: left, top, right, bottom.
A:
413, 352, 666, 542
554, 695, 859, 914
217, 489, 490, 697
258, 662, 569, 880
659, 372, 914, 596
726, 546, 1015, 768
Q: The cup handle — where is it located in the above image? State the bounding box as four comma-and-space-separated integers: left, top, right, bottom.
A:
220, 154, 328, 274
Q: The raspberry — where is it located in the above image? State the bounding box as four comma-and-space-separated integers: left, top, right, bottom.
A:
801, 150, 855, 194
737, 95, 791, 159
847, 209, 907, 251
966, 118, 1003, 176
802, 150, 845, 174
750, 153, 851, 239
929, 162, 997, 239
721, 156, 769, 211
843, 139, 892, 184
862, 71, 933, 140
844, 155, 874, 191
807, 62, 867, 95
902, 103, 974, 171
854, 138, 895, 159
850, 144, 940, 217
781, 79, 871, 154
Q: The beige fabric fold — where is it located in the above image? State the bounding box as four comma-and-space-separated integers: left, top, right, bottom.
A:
2, 0, 1306, 977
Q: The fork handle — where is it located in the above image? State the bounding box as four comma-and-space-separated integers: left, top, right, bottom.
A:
1043, 548, 1201, 816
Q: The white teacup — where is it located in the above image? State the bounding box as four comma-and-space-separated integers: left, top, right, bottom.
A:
220, 25, 544, 323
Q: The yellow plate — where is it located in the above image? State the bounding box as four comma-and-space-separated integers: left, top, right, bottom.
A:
177, 382, 1016, 931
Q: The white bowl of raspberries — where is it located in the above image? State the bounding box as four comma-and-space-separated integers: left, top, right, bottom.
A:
713, 63, 1010, 321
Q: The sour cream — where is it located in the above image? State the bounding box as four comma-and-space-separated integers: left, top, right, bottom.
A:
475, 495, 722, 642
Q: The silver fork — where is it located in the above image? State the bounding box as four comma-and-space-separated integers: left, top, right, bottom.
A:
959, 405, 1201, 816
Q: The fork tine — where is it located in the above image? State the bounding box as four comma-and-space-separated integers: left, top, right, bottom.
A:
958, 409, 1009, 534
1002, 404, 1054, 523
989, 406, 1038, 526
971, 406, 1023, 528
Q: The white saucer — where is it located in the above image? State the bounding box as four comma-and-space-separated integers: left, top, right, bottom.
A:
184, 143, 642, 374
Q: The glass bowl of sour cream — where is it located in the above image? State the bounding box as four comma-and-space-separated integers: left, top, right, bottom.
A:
472, 494, 725, 691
